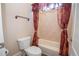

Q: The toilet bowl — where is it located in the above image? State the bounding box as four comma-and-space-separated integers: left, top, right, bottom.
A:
17, 36, 42, 56
24, 46, 42, 56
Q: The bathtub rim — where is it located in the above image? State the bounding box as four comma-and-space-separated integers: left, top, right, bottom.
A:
38, 39, 60, 56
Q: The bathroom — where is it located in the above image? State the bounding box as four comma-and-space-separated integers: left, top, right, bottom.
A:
0, 3, 79, 56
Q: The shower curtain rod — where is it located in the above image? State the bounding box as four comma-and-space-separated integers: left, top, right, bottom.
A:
15, 15, 30, 21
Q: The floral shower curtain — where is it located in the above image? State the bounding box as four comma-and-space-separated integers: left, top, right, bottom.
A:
57, 3, 72, 56
32, 3, 39, 46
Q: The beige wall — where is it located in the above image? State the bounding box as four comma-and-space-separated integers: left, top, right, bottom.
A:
1, 3, 72, 55
0, 4, 4, 43
72, 4, 79, 55
38, 9, 72, 43
1, 3, 33, 55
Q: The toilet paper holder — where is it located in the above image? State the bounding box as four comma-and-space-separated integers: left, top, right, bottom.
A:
0, 43, 9, 56
0, 47, 9, 56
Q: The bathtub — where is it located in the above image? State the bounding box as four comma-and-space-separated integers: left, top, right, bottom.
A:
38, 39, 60, 56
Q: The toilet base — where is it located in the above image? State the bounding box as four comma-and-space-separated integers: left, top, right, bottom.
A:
24, 46, 42, 56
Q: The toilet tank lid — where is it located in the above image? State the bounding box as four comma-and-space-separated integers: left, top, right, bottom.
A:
17, 36, 31, 41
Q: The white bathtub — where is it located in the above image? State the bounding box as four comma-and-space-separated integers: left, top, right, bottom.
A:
38, 39, 60, 56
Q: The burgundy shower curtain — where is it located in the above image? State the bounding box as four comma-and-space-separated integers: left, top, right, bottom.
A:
32, 3, 39, 46
57, 3, 71, 56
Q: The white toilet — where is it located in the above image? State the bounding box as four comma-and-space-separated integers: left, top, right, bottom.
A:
17, 36, 42, 56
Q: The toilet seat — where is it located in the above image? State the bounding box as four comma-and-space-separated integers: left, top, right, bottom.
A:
24, 46, 42, 56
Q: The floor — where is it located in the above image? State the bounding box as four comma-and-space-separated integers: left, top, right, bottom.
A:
21, 54, 47, 56
42, 54, 47, 56
20, 51, 47, 56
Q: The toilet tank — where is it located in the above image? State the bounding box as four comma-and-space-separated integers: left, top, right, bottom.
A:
17, 36, 31, 50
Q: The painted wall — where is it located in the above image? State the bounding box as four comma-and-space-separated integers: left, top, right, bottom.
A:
0, 4, 4, 43
1, 3, 72, 55
71, 3, 79, 56
38, 9, 72, 43
1, 3, 33, 55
